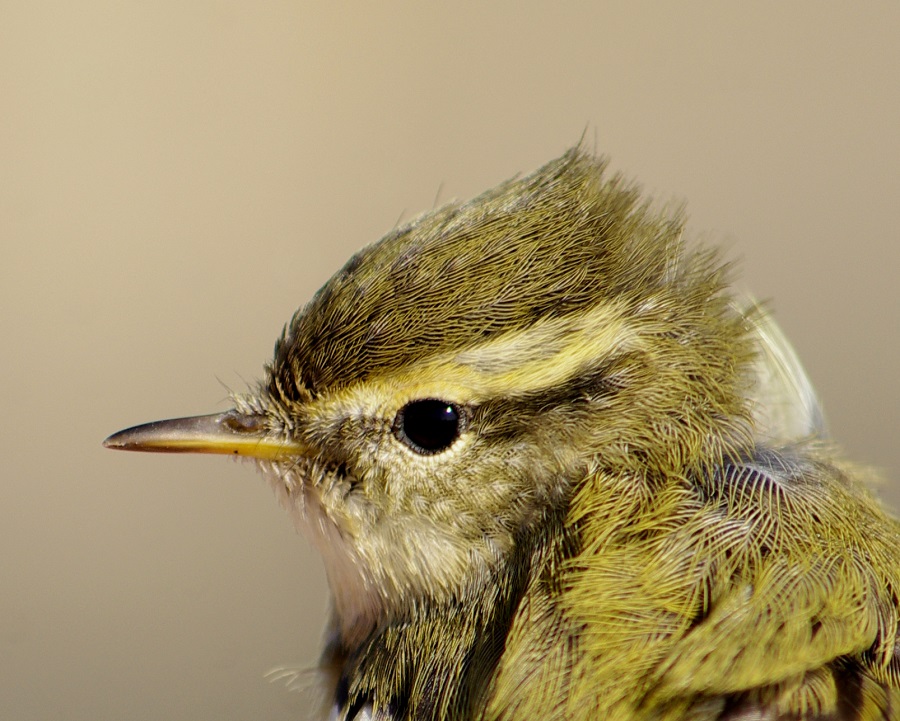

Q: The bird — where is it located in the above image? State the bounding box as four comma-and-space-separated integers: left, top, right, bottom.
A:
105, 148, 900, 721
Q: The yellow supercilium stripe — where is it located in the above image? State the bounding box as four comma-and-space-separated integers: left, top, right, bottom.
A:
341, 302, 639, 410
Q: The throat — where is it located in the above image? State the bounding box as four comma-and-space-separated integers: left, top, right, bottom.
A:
259, 461, 388, 645
315, 518, 385, 647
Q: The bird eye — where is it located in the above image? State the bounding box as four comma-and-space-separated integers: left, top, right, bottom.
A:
393, 399, 462, 454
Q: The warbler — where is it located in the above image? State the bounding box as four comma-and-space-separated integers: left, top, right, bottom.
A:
105, 149, 900, 721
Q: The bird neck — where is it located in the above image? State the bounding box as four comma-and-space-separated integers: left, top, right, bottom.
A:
326, 506, 574, 720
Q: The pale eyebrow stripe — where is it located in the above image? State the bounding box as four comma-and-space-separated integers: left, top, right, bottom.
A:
454, 302, 628, 370
316, 302, 645, 419
406, 302, 640, 401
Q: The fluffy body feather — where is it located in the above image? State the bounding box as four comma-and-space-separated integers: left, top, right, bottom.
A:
108, 149, 900, 720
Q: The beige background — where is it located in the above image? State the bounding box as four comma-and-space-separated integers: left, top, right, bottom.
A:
2, 3, 899, 720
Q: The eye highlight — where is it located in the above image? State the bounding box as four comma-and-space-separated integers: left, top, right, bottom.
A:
393, 399, 463, 454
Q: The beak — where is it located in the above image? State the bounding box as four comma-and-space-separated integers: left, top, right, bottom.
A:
103, 410, 306, 461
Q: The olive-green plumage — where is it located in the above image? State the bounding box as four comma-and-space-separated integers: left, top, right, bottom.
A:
105, 148, 900, 721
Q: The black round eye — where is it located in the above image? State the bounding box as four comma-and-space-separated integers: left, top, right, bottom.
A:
393, 399, 462, 454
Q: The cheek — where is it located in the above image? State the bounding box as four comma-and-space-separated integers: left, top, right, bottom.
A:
435, 454, 540, 531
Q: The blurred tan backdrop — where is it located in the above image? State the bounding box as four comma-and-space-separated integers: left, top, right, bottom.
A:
2, 3, 899, 720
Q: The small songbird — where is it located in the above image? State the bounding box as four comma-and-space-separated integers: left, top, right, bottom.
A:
105, 148, 900, 720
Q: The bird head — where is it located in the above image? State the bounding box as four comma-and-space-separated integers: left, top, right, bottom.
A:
105, 149, 759, 648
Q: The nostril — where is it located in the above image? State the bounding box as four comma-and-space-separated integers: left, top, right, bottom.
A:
220, 410, 268, 434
